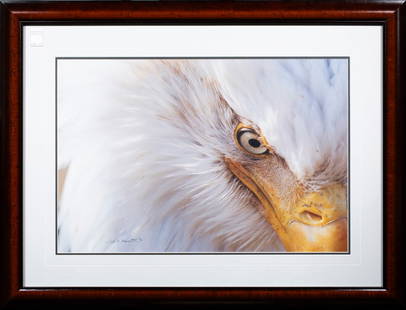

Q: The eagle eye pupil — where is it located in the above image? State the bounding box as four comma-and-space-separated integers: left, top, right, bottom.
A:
248, 139, 261, 148
235, 125, 270, 156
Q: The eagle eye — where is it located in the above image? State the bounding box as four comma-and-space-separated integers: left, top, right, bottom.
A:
236, 126, 269, 155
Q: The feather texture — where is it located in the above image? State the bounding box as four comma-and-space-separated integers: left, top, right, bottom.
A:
57, 59, 347, 252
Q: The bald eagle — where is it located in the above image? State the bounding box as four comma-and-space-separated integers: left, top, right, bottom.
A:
57, 59, 348, 253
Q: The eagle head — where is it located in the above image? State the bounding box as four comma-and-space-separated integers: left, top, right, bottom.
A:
58, 58, 348, 252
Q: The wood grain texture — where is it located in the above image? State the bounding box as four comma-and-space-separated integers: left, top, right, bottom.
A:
0, 0, 405, 308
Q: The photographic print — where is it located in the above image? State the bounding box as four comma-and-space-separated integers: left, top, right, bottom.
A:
57, 58, 348, 254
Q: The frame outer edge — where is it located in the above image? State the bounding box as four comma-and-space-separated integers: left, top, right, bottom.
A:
0, 0, 405, 306
0, 1, 11, 308
395, 0, 406, 306
3, 1, 22, 307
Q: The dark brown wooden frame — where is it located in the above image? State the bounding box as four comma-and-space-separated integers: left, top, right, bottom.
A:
0, 0, 405, 308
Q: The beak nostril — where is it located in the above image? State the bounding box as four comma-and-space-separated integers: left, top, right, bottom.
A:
299, 210, 323, 223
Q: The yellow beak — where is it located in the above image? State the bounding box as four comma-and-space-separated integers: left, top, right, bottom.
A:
225, 158, 348, 252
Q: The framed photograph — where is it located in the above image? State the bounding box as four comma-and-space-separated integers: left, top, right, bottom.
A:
1, 0, 405, 307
